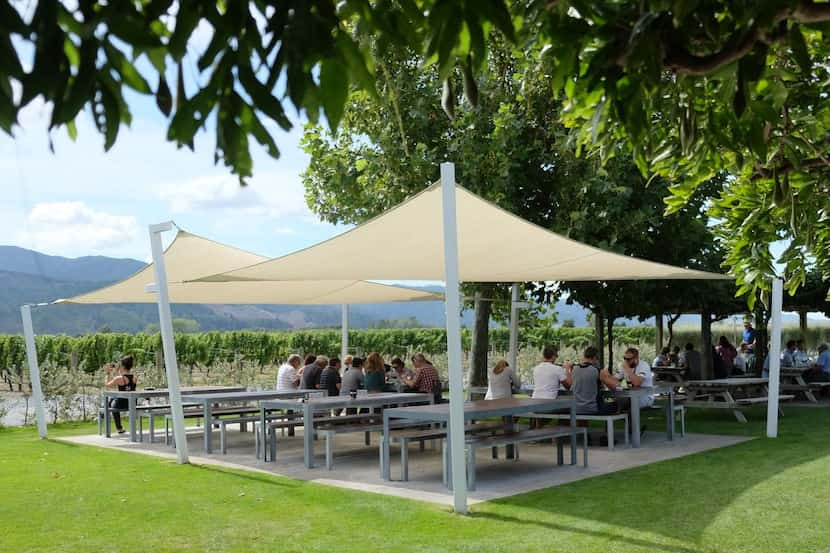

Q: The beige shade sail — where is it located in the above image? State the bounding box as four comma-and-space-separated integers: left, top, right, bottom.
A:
197, 183, 731, 283
55, 230, 443, 305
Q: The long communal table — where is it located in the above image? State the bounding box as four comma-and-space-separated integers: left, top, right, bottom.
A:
380, 397, 577, 483
260, 392, 434, 468
180, 389, 317, 454
103, 385, 246, 442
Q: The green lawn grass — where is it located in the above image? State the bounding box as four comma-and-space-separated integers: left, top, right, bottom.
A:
2, 407, 829, 553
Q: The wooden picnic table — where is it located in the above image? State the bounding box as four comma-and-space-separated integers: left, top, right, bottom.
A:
683, 378, 791, 422
260, 392, 434, 468
779, 368, 830, 403
652, 366, 687, 384
381, 398, 577, 486
103, 385, 246, 442
180, 389, 318, 454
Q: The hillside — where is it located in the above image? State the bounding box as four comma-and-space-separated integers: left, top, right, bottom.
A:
0, 245, 145, 282
0, 245, 597, 334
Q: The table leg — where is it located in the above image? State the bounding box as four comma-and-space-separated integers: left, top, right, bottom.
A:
204, 402, 213, 454
504, 415, 515, 459
666, 390, 675, 441
570, 403, 577, 465
382, 411, 391, 481
303, 403, 314, 469
796, 375, 818, 403
104, 393, 111, 438
128, 397, 137, 442
259, 406, 267, 461
630, 401, 641, 448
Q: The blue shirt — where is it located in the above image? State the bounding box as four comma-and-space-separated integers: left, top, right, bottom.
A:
742, 328, 757, 352
817, 350, 830, 374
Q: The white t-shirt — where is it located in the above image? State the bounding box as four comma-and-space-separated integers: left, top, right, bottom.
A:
532, 361, 568, 399
616, 359, 654, 407
485, 366, 516, 400
276, 363, 298, 390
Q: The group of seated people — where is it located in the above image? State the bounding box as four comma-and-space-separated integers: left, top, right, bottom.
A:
763, 340, 829, 381
484, 345, 655, 418
275, 351, 442, 399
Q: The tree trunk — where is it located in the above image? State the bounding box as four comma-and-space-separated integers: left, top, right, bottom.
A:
667, 314, 681, 348
655, 312, 664, 352
754, 306, 770, 377
606, 314, 614, 369
594, 308, 605, 368
701, 309, 713, 379
799, 309, 808, 338
469, 293, 491, 387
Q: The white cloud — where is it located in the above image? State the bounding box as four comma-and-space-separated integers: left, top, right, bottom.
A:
159, 173, 313, 218
273, 227, 297, 235
19, 201, 139, 255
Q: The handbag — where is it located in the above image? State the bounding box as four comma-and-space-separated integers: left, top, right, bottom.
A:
596, 379, 620, 414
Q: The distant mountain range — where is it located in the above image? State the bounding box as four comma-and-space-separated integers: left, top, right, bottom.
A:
4, 245, 820, 335
0, 246, 491, 334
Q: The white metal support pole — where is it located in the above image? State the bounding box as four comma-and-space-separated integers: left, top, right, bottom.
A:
149, 222, 189, 463
341, 304, 349, 362
508, 284, 520, 374
441, 162, 468, 514
766, 278, 783, 438
21, 305, 48, 438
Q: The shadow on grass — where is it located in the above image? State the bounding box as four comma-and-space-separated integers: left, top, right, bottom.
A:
187, 461, 305, 489
482, 406, 830, 543
473, 511, 705, 553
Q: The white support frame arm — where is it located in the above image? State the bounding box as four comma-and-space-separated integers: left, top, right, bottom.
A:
148, 222, 190, 464
508, 283, 520, 377
441, 162, 468, 514
766, 278, 783, 438
21, 304, 48, 438
341, 304, 349, 362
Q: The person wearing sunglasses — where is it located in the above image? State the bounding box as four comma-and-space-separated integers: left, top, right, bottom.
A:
614, 347, 655, 408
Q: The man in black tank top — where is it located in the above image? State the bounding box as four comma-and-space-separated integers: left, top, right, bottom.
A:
105, 355, 137, 434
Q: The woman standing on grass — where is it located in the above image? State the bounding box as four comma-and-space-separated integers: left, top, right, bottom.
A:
363, 352, 387, 393
104, 355, 137, 434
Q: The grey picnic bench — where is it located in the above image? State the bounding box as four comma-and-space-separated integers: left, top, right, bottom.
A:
454, 426, 589, 491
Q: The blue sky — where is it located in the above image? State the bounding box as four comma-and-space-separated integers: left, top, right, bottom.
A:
1, 87, 346, 263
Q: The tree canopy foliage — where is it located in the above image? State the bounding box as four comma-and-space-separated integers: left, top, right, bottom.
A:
3, 1, 829, 300
302, 38, 735, 325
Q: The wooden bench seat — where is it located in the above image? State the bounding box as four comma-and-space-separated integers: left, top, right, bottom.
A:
735, 395, 795, 405
458, 426, 588, 490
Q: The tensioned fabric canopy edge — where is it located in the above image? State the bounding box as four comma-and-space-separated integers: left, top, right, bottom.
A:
54, 230, 443, 305
194, 182, 732, 283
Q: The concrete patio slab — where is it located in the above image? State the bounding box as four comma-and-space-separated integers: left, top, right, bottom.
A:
64, 426, 750, 507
